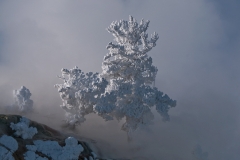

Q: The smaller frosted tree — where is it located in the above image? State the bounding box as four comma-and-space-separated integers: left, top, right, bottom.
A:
54, 67, 111, 126
9, 86, 34, 113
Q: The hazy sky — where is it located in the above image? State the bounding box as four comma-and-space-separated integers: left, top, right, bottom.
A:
0, 0, 239, 160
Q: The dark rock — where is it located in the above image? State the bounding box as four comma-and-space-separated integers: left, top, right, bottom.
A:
0, 114, 107, 160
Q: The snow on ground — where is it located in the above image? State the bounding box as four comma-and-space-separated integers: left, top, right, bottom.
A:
0, 116, 100, 159
0, 135, 18, 160
10, 117, 38, 139
24, 150, 48, 160
0, 134, 92, 160
24, 137, 85, 160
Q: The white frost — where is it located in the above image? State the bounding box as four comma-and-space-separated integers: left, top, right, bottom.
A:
25, 137, 84, 160
10, 117, 38, 139
10, 86, 34, 113
91, 152, 97, 159
98, 16, 176, 133
0, 146, 15, 160
24, 151, 48, 160
0, 135, 18, 160
54, 67, 108, 126
0, 135, 18, 152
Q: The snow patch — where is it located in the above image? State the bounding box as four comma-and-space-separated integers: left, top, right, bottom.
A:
91, 152, 97, 159
25, 137, 84, 160
0, 146, 15, 160
24, 151, 48, 160
10, 117, 38, 139
0, 135, 18, 152
0, 135, 18, 160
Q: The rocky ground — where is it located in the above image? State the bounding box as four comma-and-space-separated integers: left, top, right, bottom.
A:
0, 114, 125, 160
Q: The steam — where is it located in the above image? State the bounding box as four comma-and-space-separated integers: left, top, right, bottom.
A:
0, 0, 240, 160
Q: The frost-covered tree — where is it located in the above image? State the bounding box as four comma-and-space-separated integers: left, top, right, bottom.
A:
55, 16, 176, 135
95, 16, 176, 133
54, 67, 110, 126
9, 86, 34, 113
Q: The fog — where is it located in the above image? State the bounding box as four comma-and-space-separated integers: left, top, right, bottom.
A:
0, 0, 240, 159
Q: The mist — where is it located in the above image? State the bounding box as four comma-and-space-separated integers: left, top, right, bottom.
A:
0, 0, 240, 159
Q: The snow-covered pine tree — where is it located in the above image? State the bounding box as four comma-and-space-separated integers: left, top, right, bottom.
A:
94, 16, 176, 134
